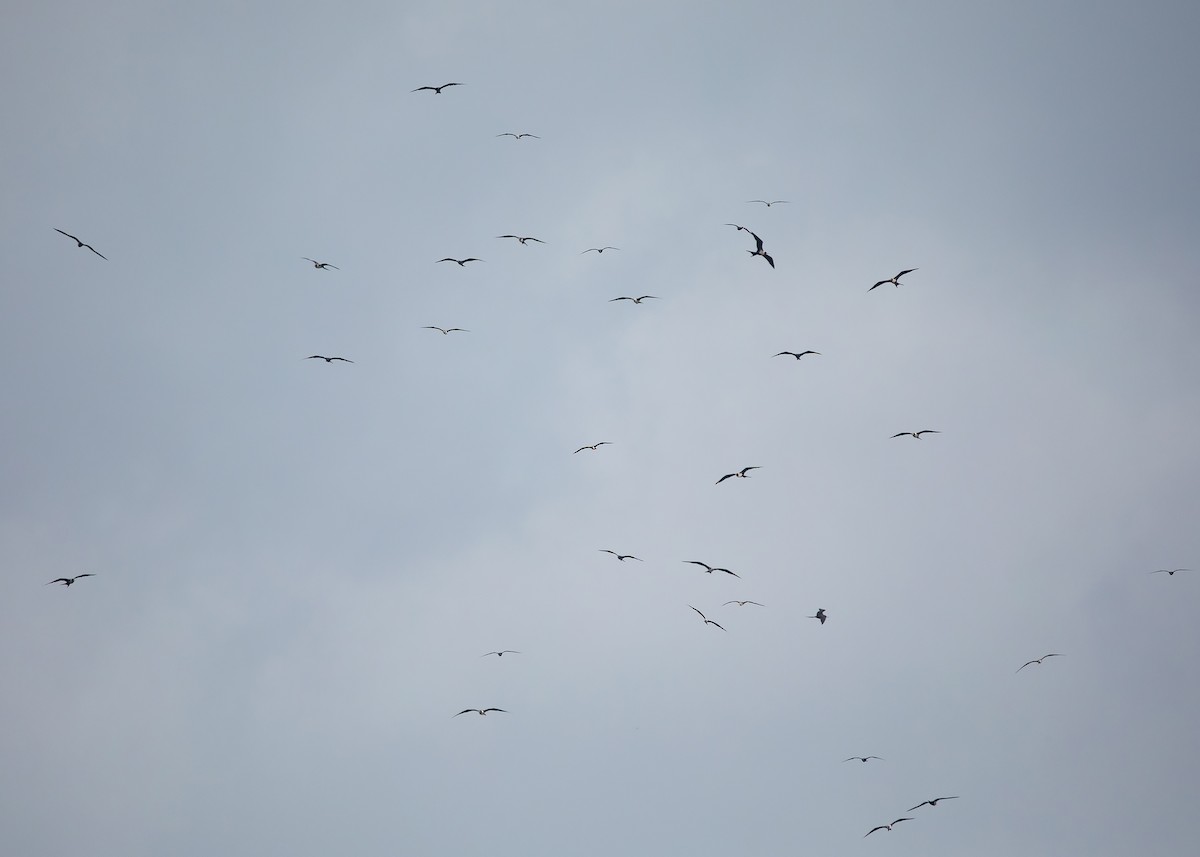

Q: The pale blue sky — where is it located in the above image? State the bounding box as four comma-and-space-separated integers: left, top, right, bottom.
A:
2, 2, 1198, 855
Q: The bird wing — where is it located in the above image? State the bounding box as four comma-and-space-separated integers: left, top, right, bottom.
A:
482, 708, 506, 713
869, 280, 888, 290
748, 230, 765, 253
76, 573, 95, 578
740, 467, 761, 474
54, 228, 80, 242
892, 818, 913, 825
891, 432, 913, 438
915, 430, 941, 436
436, 258, 456, 263
637, 296, 659, 301
897, 268, 918, 277
690, 606, 707, 620
707, 620, 727, 631
83, 244, 107, 259
773, 352, 795, 358
47, 578, 72, 585
1016, 660, 1037, 672
715, 474, 734, 484
599, 549, 617, 555
609, 297, 632, 302
454, 709, 478, 716
412, 86, 437, 92
864, 827, 886, 837
907, 802, 932, 811
684, 561, 712, 570
330, 357, 354, 363
718, 568, 740, 578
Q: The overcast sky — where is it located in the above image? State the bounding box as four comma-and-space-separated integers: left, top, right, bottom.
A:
2, 2, 1199, 855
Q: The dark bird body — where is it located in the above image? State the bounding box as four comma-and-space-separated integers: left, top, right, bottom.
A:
54, 229, 106, 259
684, 561, 740, 578
774, 350, 820, 360
47, 574, 95, 586
455, 708, 505, 716
497, 235, 545, 245
610, 295, 658, 304
1151, 568, 1189, 575
870, 268, 918, 290
808, 608, 827, 625
482, 651, 520, 658
413, 83, 462, 94
892, 430, 940, 439
689, 606, 726, 631
864, 819, 912, 837
307, 355, 354, 363
747, 230, 774, 268
908, 796, 959, 811
844, 756, 883, 763
303, 258, 338, 270
437, 257, 483, 266
600, 550, 641, 562
716, 466, 761, 484
574, 442, 611, 453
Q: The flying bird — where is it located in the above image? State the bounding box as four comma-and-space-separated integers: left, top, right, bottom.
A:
412, 82, 463, 94
808, 608, 827, 625
307, 355, 354, 363
724, 600, 764, 607
1150, 568, 1189, 575
581, 246, 619, 254
746, 230, 774, 268
908, 797, 959, 811
454, 708, 505, 716
46, 574, 95, 586
437, 257, 483, 266
864, 819, 913, 837
496, 132, 540, 139
689, 606, 726, 631
302, 257, 338, 270
599, 550, 642, 562
574, 442, 611, 453
716, 466, 761, 485
1017, 653, 1062, 672
683, 561, 740, 578
609, 295, 659, 304
892, 430, 940, 439
725, 223, 749, 232
423, 326, 468, 334
869, 268, 918, 291
497, 235, 545, 245
746, 200, 789, 207
774, 350, 820, 360
843, 756, 883, 763
481, 651, 520, 658
53, 229, 106, 259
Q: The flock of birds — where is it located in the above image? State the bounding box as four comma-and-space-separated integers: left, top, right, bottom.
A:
45, 78, 1193, 847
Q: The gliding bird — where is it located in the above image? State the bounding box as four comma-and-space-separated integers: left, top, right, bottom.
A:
1017, 653, 1062, 672
774, 350, 820, 360
497, 235, 545, 245
454, 708, 505, 716
437, 257, 483, 266
747, 200, 789, 207
574, 442, 611, 453
869, 268, 918, 290
413, 83, 462, 94
723, 600, 764, 607
609, 295, 659, 304
843, 756, 883, 763
1150, 568, 1189, 575
716, 466, 761, 484
302, 258, 338, 269
689, 606, 726, 631
908, 797, 959, 811
808, 608, 827, 625
53, 229, 106, 259
423, 326, 468, 334
481, 651, 520, 658
864, 819, 912, 837
599, 550, 642, 562
892, 430, 940, 439
581, 247, 619, 254
47, 574, 95, 586
746, 230, 774, 268
684, 561, 740, 578
496, 132, 539, 139
307, 355, 354, 363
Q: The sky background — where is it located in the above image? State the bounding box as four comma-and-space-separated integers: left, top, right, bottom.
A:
2, 1, 1199, 855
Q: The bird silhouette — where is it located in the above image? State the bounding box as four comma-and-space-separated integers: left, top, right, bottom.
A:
1150, 568, 1189, 575
54, 229, 106, 259
843, 756, 883, 763
746, 200, 789, 207
46, 574, 96, 586
892, 430, 940, 439
774, 350, 820, 360
684, 561, 740, 578
307, 355, 354, 363
869, 268, 918, 290
581, 246, 619, 254
864, 818, 912, 837
1016, 653, 1062, 672
746, 230, 774, 268
496, 132, 539, 139
497, 235, 545, 245
724, 600, 764, 607
481, 651, 520, 658
574, 442, 611, 453
599, 550, 642, 562
302, 258, 338, 270
437, 257, 483, 266
808, 608, 827, 625
423, 326, 468, 335
908, 796, 959, 811
689, 606, 726, 631
609, 295, 659, 304
413, 83, 463, 94
716, 466, 761, 484
454, 708, 505, 716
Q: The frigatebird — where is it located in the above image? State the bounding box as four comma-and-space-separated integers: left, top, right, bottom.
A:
481, 651, 520, 658
1150, 568, 1189, 576
599, 550, 641, 562
808, 608, 827, 625
54, 229, 106, 259
774, 350, 820, 360
47, 574, 95, 586
574, 442, 611, 453
303, 258, 338, 270
1017, 653, 1062, 672
844, 756, 883, 763
496, 132, 539, 139
716, 466, 760, 484
747, 200, 789, 207
609, 295, 658, 304
908, 797, 959, 811
892, 430, 940, 439
307, 355, 354, 363
413, 83, 462, 94
869, 268, 918, 290
864, 819, 912, 837
724, 600, 764, 607
747, 230, 774, 268
437, 257, 483, 266
684, 561, 740, 578
689, 606, 726, 631
423, 326, 468, 334
581, 247, 619, 254
497, 235, 545, 245
454, 708, 505, 716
